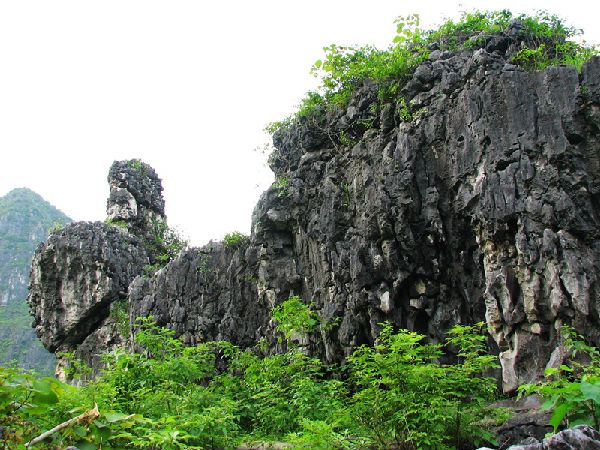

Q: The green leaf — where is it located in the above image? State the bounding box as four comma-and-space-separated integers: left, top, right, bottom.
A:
93, 426, 111, 441
104, 412, 134, 423
75, 442, 97, 450
32, 379, 59, 404
74, 425, 88, 437
550, 402, 571, 431
570, 416, 595, 427
581, 379, 600, 403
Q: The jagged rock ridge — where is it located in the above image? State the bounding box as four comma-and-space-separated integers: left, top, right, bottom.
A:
131, 52, 600, 392
29, 36, 600, 392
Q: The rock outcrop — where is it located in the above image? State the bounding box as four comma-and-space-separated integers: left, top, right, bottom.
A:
106, 160, 166, 249
29, 222, 147, 353
29, 34, 600, 392
132, 53, 600, 392
27, 160, 167, 373
499, 424, 600, 450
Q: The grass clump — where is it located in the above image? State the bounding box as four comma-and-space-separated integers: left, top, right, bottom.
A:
105, 218, 129, 230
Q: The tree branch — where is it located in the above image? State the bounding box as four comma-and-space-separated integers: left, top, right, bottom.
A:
25, 403, 100, 448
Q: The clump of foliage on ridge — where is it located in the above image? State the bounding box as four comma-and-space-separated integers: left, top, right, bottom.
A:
266, 10, 597, 134
143, 219, 188, 275
1, 299, 506, 449
223, 231, 249, 248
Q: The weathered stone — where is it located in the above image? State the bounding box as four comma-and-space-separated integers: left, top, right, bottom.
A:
29, 36, 600, 396
28, 222, 147, 356
106, 159, 166, 248
503, 424, 600, 450
131, 54, 600, 390
493, 396, 551, 447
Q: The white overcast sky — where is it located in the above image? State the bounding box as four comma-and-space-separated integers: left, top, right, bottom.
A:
1, 1, 599, 246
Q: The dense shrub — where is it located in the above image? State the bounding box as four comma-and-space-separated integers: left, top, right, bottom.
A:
0, 301, 505, 449
223, 231, 249, 248
267, 10, 597, 134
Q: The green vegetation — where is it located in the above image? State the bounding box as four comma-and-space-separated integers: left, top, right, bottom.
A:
0, 302, 55, 376
223, 231, 249, 248
1, 298, 505, 450
144, 219, 188, 272
127, 159, 145, 172
0, 188, 70, 373
271, 296, 318, 342
519, 326, 600, 432
266, 10, 597, 134
272, 176, 291, 198
105, 218, 129, 230
338, 130, 357, 148
47, 222, 64, 234
110, 299, 130, 339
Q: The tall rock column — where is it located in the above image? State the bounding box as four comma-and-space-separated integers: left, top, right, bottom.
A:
106, 159, 167, 254
28, 159, 168, 376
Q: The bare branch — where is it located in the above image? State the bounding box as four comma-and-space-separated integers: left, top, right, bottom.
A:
25, 403, 100, 448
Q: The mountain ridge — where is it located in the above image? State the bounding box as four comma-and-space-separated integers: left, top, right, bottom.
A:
0, 187, 71, 373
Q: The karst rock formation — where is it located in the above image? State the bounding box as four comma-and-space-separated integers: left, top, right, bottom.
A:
28, 34, 600, 392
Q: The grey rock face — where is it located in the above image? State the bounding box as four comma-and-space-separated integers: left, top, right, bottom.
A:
29, 45, 600, 393
28, 160, 176, 374
28, 222, 147, 354
106, 159, 166, 246
493, 395, 551, 447
129, 186, 313, 354
130, 243, 268, 347
504, 424, 600, 449
132, 54, 600, 392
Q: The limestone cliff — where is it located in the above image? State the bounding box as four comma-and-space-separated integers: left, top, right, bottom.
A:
29, 35, 600, 392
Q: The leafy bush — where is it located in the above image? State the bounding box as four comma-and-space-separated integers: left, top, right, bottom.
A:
223, 231, 249, 248
519, 326, 600, 433
266, 10, 597, 134
1, 309, 505, 449
272, 296, 318, 343
0, 367, 73, 448
348, 322, 502, 449
145, 219, 188, 268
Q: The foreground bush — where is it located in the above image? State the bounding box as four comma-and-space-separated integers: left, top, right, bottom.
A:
0, 310, 503, 450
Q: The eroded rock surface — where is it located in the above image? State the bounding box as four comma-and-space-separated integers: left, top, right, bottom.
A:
132, 53, 600, 391
29, 37, 600, 392
106, 159, 167, 254
28, 222, 147, 353
27, 160, 168, 371
503, 424, 600, 450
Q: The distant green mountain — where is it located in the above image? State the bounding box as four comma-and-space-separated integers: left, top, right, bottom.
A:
0, 188, 71, 374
